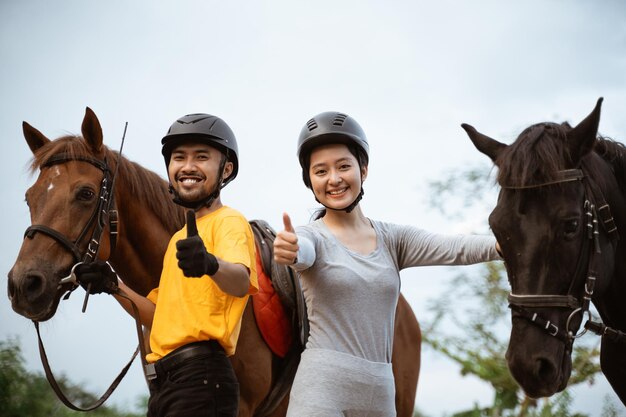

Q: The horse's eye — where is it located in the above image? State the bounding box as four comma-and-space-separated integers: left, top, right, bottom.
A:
77, 188, 96, 201
563, 219, 579, 238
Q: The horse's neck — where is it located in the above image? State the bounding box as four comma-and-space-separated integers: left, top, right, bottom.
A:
598, 161, 626, 331
108, 180, 183, 296
603, 243, 626, 330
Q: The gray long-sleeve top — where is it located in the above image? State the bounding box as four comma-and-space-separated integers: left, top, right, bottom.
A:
292, 219, 500, 364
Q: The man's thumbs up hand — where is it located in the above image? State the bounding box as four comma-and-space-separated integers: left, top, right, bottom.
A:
176, 210, 219, 278
274, 213, 299, 265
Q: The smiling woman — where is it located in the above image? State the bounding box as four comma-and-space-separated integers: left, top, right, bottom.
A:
273, 111, 502, 417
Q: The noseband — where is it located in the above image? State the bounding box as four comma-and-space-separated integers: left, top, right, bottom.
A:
502, 168, 619, 349
23, 153, 118, 286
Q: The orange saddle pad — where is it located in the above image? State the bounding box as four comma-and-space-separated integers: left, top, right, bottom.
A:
251, 251, 293, 358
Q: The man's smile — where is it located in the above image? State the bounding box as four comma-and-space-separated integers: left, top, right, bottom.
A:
176, 174, 205, 189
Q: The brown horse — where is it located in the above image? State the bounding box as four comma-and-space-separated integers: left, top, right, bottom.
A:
7, 107, 421, 416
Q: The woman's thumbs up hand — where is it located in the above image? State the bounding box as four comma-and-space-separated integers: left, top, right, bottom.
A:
274, 212, 299, 265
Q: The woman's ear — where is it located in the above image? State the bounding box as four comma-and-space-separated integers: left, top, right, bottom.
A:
361, 164, 368, 181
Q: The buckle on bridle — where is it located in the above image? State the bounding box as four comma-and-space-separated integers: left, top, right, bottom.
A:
544, 321, 559, 337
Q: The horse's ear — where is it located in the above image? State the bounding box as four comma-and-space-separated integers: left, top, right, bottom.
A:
23, 121, 51, 154
461, 123, 506, 164
567, 97, 603, 162
81, 107, 104, 155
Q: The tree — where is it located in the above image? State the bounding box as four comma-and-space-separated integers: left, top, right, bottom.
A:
0, 337, 146, 417
421, 164, 620, 417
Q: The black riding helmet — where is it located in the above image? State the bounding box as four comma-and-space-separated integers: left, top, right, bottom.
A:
162, 113, 239, 209
297, 112, 369, 212
162, 113, 239, 184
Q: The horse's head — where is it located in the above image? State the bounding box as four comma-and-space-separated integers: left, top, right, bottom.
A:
8, 108, 116, 321
463, 98, 618, 398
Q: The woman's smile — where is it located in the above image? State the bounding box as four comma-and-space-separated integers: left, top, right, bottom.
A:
327, 186, 349, 197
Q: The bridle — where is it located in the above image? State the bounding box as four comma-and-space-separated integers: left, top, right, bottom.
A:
24, 153, 118, 280
501, 168, 623, 351
21, 129, 151, 412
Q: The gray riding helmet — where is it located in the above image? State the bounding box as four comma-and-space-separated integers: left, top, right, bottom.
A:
161, 113, 239, 186
297, 112, 369, 188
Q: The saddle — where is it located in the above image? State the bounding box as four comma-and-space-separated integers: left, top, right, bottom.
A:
249, 219, 308, 417
249, 219, 308, 353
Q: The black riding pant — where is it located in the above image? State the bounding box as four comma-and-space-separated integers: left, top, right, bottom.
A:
147, 341, 239, 417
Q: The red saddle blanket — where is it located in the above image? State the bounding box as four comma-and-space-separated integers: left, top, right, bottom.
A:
252, 251, 292, 358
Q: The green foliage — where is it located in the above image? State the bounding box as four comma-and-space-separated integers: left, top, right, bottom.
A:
427, 165, 498, 222
0, 337, 146, 417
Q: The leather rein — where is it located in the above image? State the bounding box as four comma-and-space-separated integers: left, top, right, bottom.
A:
25, 129, 150, 412
502, 168, 625, 350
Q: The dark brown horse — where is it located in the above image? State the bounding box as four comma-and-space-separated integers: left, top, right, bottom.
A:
7, 108, 422, 416
464, 98, 626, 405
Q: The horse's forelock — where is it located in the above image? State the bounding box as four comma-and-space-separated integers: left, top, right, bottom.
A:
497, 123, 572, 187
29, 135, 92, 174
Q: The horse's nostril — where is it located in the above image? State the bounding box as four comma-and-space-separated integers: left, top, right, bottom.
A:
24, 274, 44, 296
536, 357, 557, 382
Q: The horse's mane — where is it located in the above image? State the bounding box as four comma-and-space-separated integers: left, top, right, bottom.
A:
29, 135, 184, 234
593, 137, 626, 191
496, 122, 626, 192
496, 122, 572, 187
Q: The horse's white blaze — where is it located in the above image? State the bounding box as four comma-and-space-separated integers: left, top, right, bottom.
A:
46, 166, 61, 192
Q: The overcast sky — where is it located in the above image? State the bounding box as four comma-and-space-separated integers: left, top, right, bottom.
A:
2, 1, 625, 415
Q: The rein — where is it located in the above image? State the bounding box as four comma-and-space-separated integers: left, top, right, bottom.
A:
502, 168, 624, 348
32, 286, 151, 412
25, 125, 149, 411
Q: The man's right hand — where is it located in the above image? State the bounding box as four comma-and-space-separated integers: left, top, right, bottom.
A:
273, 212, 299, 265
74, 261, 119, 294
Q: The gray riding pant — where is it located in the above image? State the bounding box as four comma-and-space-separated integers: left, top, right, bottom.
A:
287, 348, 396, 417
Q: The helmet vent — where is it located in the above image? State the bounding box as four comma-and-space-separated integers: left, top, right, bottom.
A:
306, 118, 318, 131
178, 114, 212, 125
332, 113, 348, 126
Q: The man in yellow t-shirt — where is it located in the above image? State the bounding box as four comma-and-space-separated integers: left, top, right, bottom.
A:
75, 113, 258, 417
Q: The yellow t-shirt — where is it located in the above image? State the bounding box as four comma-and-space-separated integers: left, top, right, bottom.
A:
146, 206, 258, 361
